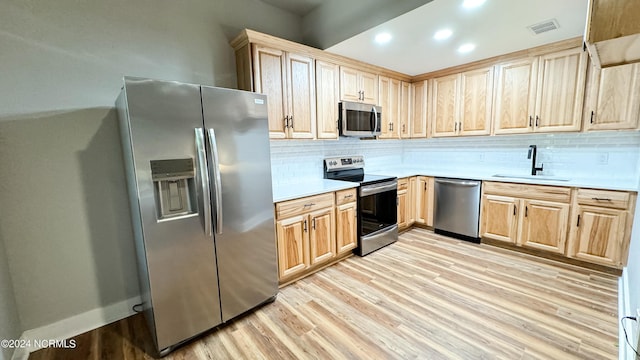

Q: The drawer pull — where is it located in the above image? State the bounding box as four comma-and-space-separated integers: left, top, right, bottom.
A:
592, 197, 612, 202
303, 203, 316, 207
343, 194, 353, 199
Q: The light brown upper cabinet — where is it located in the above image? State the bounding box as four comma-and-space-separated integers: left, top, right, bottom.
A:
431, 67, 494, 137
584, 0, 640, 68
411, 81, 428, 138
494, 47, 587, 134
378, 76, 401, 139
340, 66, 378, 104
253, 45, 316, 139
400, 82, 412, 138
583, 63, 640, 131
315, 60, 340, 139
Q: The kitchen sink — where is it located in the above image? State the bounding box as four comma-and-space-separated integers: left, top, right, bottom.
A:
492, 174, 570, 182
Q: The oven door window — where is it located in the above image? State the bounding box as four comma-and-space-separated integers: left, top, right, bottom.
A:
360, 189, 397, 236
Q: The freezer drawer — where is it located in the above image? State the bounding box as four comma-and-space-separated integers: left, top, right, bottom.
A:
434, 178, 481, 241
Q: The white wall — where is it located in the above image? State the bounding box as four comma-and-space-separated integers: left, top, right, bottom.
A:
0, 233, 21, 360
0, 0, 301, 332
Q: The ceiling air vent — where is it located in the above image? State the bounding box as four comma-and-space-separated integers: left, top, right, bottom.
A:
527, 19, 560, 35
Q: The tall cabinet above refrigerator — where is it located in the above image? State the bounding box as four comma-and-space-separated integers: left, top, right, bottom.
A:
116, 77, 278, 356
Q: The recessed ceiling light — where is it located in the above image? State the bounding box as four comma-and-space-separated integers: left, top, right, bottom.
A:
462, 0, 486, 9
433, 29, 453, 41
375, 33, 392, 44
458, 43, 476, 53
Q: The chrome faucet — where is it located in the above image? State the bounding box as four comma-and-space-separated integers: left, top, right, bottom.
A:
527, 145, 544, 175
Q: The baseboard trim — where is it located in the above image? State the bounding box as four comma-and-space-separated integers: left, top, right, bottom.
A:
11, 296, 141, 360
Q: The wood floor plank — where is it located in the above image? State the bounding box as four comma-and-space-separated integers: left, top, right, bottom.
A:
29, 229, 619, 360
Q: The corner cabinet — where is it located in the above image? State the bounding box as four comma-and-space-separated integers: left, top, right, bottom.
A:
274, 189, 357, 285
340, 66, 378, 104
411, 81, 428, 138
494, 47, 587, 134
584, 62, 640, 131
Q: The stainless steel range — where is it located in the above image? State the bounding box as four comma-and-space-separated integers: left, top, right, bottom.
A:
324, 156, 398, 256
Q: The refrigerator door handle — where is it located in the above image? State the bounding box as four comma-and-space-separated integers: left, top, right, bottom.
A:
195, 128, 213, 237
207, 128, 223, 235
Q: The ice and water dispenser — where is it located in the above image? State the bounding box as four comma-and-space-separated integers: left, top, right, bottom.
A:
150, 159, 197, 220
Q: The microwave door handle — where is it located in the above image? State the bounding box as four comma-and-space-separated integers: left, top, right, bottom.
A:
373, 106, 380, 133
369, 108, 375, 133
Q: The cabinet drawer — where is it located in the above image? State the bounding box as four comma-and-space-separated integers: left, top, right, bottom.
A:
397, 178, 409, 191
483, 181, 571, 203
336, 188, 357, 205
576, 189, 631, 209
276, 193, 335, 219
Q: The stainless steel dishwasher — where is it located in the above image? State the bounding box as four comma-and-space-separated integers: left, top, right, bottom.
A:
434, 178, 481, 243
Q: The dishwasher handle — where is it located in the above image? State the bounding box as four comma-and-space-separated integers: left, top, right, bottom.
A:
435, 178, 480, 187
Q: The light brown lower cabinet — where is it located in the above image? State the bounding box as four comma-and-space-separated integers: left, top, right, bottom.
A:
397, 177, 415, 230
566, 189, 637, 268
482, 182, 637, 269
481, 182, 571, 254
415, 176, 434, 227
275, 188, 357, 284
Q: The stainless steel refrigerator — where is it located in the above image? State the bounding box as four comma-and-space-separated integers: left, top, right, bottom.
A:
116, 77, 278, 356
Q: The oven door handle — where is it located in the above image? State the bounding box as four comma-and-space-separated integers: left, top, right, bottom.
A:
360, 180, 397, 197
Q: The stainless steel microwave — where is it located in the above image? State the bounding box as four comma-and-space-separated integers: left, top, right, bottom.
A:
338, 101, 382, 137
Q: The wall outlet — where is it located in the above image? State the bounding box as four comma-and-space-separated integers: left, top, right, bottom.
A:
597, 153, 609, 165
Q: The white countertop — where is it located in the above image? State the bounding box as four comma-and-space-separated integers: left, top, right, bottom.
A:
272, 167, 637, 203
371, 167, 639, 192
272, 179, 358, 203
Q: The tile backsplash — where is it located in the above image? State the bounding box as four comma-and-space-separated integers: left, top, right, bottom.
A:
269, 132, 640, 186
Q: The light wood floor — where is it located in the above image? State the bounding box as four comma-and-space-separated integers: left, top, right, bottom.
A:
30, 228, 619, 360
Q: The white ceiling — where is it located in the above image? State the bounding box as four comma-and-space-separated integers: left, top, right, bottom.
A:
326, 0, 589, 76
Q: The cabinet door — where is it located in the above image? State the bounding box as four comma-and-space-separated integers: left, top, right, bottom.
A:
360, 71, 378, 104
534, 48, 587, 132
397, 187, 408, 229
253, 45, 288, 139
276, 215, 309, 279
340, 67, 361, 102
567, 206, 627, 267
586, 63, 640, 130
309, 208, 336, 266
316, 60, 340, 139
519, 200, 569, 254
389, 78, 401, 138
480, 195, 519, 244
459, 67, 494, 136
400, 81, 412, 138
432, 74, 459, 137
412, 81, 428, 138
286, 53, 316, 139
378, 76, 393, 138
416, 176, 434, 226
494, 58, 538, 134
408, 177, 417, 225
336, 202, 357, 256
